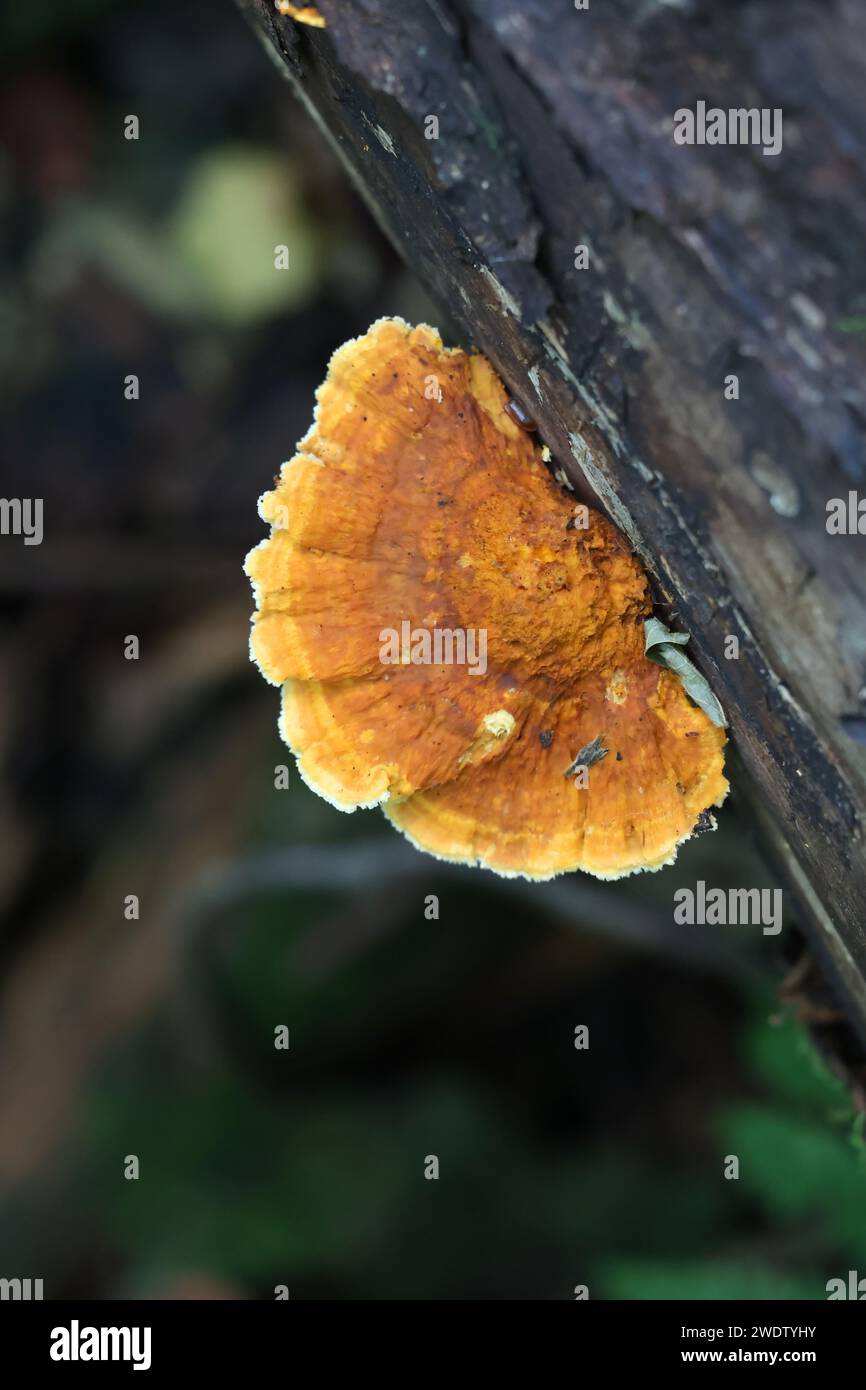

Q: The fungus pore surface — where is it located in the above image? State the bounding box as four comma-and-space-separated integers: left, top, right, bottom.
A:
245, 318, 727, 879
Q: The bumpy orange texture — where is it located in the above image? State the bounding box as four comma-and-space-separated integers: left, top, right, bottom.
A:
275, 3, 327, 27
245, 318, 727, 879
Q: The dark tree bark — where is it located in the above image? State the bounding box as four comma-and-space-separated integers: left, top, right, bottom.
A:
237, 0, 866, 1045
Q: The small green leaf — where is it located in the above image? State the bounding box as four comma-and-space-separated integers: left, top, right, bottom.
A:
645, 617, 690, 650
644, 618, 728, 729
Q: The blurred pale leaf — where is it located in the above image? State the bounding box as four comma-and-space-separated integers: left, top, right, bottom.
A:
168, 145, 322, 323
600, 1257, 819, 1301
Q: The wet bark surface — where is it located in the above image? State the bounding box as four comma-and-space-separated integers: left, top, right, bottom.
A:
237, 0, 866, 1043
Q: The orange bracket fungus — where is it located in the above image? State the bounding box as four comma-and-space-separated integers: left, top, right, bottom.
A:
245, 318, 728, 880
274, 3, 327, 28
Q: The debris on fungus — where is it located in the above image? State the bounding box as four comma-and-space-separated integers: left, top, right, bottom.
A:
504, 397, 537, 432
564, 736, 608, 780
245, 317, 728, 880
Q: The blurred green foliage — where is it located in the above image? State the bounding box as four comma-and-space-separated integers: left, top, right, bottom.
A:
168, 145, 323, 323
600, 1015, 866, 1300
79, 860, 866, 1299
56, 740, 864, 1300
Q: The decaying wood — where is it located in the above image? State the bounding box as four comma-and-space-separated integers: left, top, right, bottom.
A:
236, 0, 866, 1041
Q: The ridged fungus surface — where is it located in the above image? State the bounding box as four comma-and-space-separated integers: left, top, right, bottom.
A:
245, 318, 728, 879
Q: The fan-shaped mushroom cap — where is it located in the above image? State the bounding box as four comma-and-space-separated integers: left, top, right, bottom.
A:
245, 318, 727, 879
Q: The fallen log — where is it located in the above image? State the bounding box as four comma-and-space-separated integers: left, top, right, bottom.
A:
236, 0, 866, 1045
